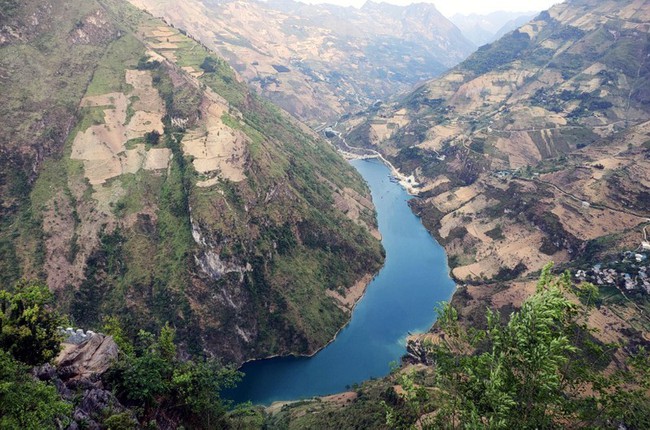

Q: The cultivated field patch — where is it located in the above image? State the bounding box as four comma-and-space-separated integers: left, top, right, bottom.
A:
182, 103, 248, 184
71, 70, 170, 196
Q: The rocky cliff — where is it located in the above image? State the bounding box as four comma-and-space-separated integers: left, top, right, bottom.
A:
35, 333, 128, 429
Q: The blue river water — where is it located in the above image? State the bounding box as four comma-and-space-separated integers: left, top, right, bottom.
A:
227, 158, 456, 405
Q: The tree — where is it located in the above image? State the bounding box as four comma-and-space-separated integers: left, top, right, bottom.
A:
200, 57, 218, 73
171, 359, 241, 428
158, 322, 176, 361
102, 315, 134, 357
387, 264, 650, 429
107, 323, 242, 428
0, 281, 63, 366
110, 330, 171, 407
0, 350, 71, 429
145, 130, 161, 145
136, 55, 160, 71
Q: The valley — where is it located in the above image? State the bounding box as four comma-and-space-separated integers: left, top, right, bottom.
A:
344, 0, 650, 290
229, 159, 456, 405
1, 0, 649, 428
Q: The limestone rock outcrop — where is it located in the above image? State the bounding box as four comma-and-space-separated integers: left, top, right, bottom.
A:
56, 333, 119, 380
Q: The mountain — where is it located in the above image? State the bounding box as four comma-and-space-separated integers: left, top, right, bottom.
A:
492, 13, 539, 41
343, 0, 650, 327
451, 10, 537, 46
126, 0, 475, 125
269, 1, 650, 425
0, 0, 383, 363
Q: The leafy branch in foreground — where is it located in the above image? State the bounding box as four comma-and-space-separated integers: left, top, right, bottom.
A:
0, 282, 70, 429
0, 350, 72, 430
0, 281, 64, 366
386, 263, 650, 429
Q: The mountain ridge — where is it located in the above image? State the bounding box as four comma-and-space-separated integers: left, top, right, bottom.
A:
451, 10, 537, 46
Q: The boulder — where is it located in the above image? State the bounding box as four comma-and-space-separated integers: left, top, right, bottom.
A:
55, 333, 118, 381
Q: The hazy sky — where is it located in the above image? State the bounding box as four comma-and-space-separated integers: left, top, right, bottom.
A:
296, 0, 562, 17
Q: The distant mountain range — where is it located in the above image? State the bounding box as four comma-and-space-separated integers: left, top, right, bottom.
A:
451, 10, 537, 46
128, 0, 475, 124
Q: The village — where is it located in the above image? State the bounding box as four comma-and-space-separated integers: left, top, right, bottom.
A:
575, 249, 650, 295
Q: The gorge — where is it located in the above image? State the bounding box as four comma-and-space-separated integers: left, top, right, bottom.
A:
229, 158, 456, 405
1, 0, 649, 428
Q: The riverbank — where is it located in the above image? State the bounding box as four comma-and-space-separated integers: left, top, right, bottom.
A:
338, 149, 421, 196
265, 391, 358, 416
325, 128, 421, 196
235, 270, 379, 367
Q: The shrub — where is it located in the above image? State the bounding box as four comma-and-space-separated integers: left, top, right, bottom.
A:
0, 281, 63, 366
200, 57, 219, 73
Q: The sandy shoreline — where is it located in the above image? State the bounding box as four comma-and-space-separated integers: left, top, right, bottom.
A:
338, 143, 421, 196
265, 391, 358, 415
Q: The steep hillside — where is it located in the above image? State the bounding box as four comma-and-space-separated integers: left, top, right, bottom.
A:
344, 0, 650, 332
0, 0, 383, 363
126, 0, 474, 125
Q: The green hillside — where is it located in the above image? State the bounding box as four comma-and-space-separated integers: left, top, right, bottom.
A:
0, 0, 383, 362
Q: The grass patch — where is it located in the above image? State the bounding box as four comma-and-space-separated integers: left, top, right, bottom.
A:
85, 33, 145, 96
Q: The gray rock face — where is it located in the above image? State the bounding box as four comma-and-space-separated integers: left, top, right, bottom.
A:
405, 336, 433, 366
55, 333, 119, 380
71, 388, 129, 429
34, 333, 134, 429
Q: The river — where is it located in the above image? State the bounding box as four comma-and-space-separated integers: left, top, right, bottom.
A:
227, 158, 456, 405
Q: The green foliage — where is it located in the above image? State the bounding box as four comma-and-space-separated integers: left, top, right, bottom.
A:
158, 322, 177, 361
107, 324, 241, 428
117, 340, 170, 405
136, 55, 160, 71
492, 261, 527, 282
85, 33, 144, 96
539, 236, 560, 255
0, 239, 21, 287
384, 264, 650, 429
200, 56, 219, 73
469, 139, 485, 154
0, 281, 63, 366
102, 315, 134, 357
463, 30, 531, 75
103, 412, 138, 430
485, 225, 505, 241
144, 129, 161, 145
383, 370, 432, 428
71, 229, 126, 327
0, 350, 72, 429
171, 359, 241, 427
0, 0, 19, 21
0, 282, 67, 430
